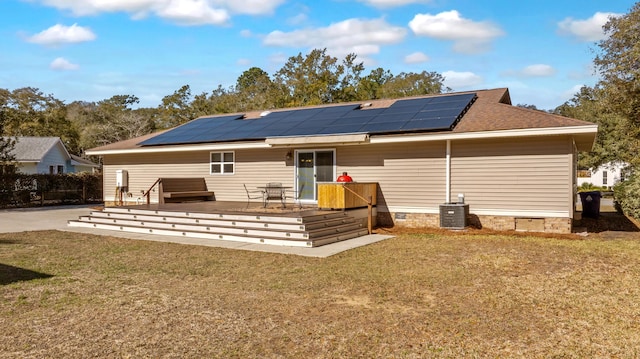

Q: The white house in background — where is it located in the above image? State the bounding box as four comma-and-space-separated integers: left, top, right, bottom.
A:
5, 136, 100, 174
577, 162, 627, 188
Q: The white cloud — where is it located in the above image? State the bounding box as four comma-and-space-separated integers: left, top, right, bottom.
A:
27, 23, 96, 46
558, 12, 621, 42
268, 52, 289, 67
263, 18, 407, 58
33, 0, 284, 25
50, 57, 80, 70
562, 84, 586, 101
240, 29, 252, 37
155, 0, 229, 26
404, 51, 430, 64
502, 64, 557, 78
442, 71, 483, 89
223, 0, 286, 15
236, 58, 251, 66
287, 13, 308, 26
408, 10, 504, 54
357, 0, 431, 8
521, 64, 556, 77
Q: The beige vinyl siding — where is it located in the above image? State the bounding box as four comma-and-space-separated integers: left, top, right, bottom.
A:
337, 142, 446, 210
450, 136, 573, 213
103, 148, 293, 202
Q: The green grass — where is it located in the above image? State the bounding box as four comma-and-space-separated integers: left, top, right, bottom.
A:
1, 230, 640, 357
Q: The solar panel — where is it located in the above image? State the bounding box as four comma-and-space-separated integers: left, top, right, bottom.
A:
139, 114, 245, 146
412, 108, 463, 120
360, 121, 414, 133
138, 93, 477, 146
367, 112, 414, 123
327, 114, 375, 125
402, 118, 458, 131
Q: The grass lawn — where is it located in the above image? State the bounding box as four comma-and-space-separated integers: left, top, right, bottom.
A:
1, 229, 640, 358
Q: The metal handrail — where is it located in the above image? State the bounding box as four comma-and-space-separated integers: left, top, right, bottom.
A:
143, 178, 162, 204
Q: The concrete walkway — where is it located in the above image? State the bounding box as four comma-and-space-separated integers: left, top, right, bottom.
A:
0, 205, 392, 258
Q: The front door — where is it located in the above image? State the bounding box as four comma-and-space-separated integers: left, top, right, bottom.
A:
296, 150, 335, 202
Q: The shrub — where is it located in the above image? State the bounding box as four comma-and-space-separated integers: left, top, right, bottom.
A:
613, 172, 640, 218
0, 173, 102, 207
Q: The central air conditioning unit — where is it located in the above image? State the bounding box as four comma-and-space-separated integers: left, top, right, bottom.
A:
439, 203, 469, 230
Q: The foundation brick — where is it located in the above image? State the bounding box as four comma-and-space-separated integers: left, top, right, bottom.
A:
380, 211, 572, 234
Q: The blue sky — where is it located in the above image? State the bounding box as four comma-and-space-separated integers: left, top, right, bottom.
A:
1, 0, 635, 110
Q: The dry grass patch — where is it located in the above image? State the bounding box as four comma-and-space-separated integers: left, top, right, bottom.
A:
1, 230, 640, 357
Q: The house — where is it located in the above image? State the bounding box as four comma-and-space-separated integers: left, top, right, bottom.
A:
86, 88, 597, 234
577, 162, 627, 189
4, 137, 100, 174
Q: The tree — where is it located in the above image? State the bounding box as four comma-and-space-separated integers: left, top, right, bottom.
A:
81, 95, 155, 148
0, 126, 16, 174
0, 89, 15, 170
0, 87, 80, 154
274, 48, 344, 106
593, 3, 640, 168
333, 53, 365, 102
555, 86, 629, 170
378, 71, 447, 98
356, 67, 393, 100
235, 67, 282, 111
572, 3, 640, 218
516, 104, 548, 111
157, 85, 194, 129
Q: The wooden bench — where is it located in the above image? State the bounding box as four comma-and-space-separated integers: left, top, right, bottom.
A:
158, 178, 215, 204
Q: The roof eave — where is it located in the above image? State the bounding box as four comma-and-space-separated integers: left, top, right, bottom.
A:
86, 125, 598, 155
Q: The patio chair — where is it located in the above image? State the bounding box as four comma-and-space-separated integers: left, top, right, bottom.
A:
284, 183, 304, 209
264, 182, 285, 208
243, 184, 264, 206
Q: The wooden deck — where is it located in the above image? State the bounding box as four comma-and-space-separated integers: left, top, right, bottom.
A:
119, 200, 325, 217
68, 201, 370, 247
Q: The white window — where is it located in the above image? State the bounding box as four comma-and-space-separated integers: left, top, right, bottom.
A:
49, 165, 65, 174
602, 171, 608, 185
210, 151, 234, 175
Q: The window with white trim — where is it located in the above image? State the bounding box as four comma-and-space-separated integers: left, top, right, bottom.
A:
210, 151, 234, 175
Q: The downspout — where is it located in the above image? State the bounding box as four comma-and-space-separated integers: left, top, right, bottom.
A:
445, 140, 451, 203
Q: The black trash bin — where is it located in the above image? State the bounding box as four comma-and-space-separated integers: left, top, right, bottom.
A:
579, 191, 602, 218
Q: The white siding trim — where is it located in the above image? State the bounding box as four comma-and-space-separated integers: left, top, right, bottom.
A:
87, 142, 270, 155
87, 125, 597, 156
470, 209, 570, 217
369, 125, 597, 145
445, 140, 451, 203
385, 206, 569, 218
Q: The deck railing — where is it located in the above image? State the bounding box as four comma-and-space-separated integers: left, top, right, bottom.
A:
142, 178, 162, 204
341, 184, 373, 235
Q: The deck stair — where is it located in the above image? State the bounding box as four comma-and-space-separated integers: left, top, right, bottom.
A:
67, 206, 369, 247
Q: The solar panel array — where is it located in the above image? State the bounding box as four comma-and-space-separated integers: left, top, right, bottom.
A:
139, 93, 476, 146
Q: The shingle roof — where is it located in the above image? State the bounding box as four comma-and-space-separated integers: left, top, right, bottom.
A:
7, 137, 67, 162
87, 88, 597, 153
70, 154, 100, 167
453, 89, 592, 133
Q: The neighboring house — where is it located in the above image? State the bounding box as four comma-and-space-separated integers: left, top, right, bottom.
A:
577, 162, 627, 188
86, 88, 598, 234
5, 136, 100, 174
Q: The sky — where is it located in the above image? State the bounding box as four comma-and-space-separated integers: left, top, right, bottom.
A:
1, 0, 636, 110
